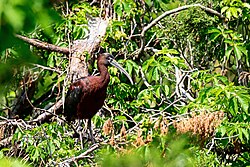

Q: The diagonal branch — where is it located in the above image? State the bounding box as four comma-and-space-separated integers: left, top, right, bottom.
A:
58, 144, 99, 165
138, 4, 225, 55
15, 34, 70, 54
142, 4, 224, 35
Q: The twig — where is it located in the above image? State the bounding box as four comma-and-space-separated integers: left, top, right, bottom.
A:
139, 66, 151, 87
32, 64, 64, 74
0, 136, 13, 147
15, 34, 70, 54
207, 134, 239, 155
58, 144, 99, 166
0, 119, 33, 129
30, 99, 63, 123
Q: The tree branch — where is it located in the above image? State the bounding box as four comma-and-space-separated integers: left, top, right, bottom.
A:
138, 4, 225, 55
142, 4, 224, 35
58, 144, 99, 166
30, 99, 63, 123
15, 34, 70, 54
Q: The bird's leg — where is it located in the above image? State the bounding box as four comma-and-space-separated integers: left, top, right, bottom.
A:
77, 119, 84, 149
88, 118, 95, 143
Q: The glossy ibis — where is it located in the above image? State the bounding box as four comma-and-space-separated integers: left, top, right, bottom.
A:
64, 53, 133, 143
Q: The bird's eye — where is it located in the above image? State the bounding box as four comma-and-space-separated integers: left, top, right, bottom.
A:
107, 55, 114, 62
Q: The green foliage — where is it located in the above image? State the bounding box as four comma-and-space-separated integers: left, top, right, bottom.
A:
2, 0, 250, 166
194, 149, 227, 167
183, 71, 250, 165
208, 26, 249, 67
0, 157, 30, 167
99, 135, 194, 167
220, 0, 250, 20
0, 0, 59, 51
12, 122, 82, 165
114, 0, 136, 17
0, 0, 59, 90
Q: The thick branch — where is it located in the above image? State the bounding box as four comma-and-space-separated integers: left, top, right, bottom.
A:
69, 17, 109, 82
15, 34, 70, 54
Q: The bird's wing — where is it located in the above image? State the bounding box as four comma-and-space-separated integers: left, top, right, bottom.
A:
64, 84, 83, 122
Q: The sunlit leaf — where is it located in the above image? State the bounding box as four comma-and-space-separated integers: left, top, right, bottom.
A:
234, 45, 243, 60
207, 27, 221, 34
152, 67, 159, 82
243, 2, 250, 9
221, 6, 229, 14
154, 85, 161, 98
115, 115, 127, 121
219, 126, 227, 137
237, 95, 249, 114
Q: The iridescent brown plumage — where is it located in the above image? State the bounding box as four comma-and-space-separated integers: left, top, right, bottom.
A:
64, 53, 133, 143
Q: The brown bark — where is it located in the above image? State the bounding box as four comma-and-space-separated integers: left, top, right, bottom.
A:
15, 34, 69, 54
69, 17, 108, 82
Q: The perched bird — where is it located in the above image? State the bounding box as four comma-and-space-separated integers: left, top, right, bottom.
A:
64, 53, 133, 143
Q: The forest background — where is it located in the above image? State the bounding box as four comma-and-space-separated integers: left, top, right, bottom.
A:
0, 0, 250, 166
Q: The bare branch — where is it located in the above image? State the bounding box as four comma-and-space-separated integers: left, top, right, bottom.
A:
58, 144, 99, 166
137, 4, 225, 55
15, 34, 70, 54
139, 66, 151, 87
32, 64, 64, 74
142, 4, 224, 35
30, 99, 63, 123
0, 136, 13, 147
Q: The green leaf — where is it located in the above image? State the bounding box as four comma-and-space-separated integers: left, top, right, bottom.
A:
221, 6, 229, 14
154, 85, 161, 98
47, 54, 54, 67
157, 48, 178, 55
115, 115, 127, 121
126, 60, 133, 75
243, 3, 250, 9
230, 7, 241, 18
236, 45, 247, 56
163, 85, 169, 97
145, 0, 153, 6
147, 67, 155, 83
231, 97, 238, 115
219, 126, 227, 137
237, 95, 249, 114
238, 128, 243, 142
242, 128, 249, 142
234, 45, 243, 60
207, 27, 221, 34
142, 56, 155, 72
159, 65, 168, 76
152, 67, 159, 82
217, 76, 229, 85
224, 39, 234, 44
114, 0, 123, 16
225, 46, 233, 58
210, 32, 221, 41
226, 10, 232, 20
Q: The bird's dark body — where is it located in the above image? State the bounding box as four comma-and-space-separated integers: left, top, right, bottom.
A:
63, 53, 132, 143
64, 54, 110, 122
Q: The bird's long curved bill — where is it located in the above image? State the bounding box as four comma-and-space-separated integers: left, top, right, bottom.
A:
109, 60, 134, 85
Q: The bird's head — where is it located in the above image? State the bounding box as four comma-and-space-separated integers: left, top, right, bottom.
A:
99, 53, 134, 85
